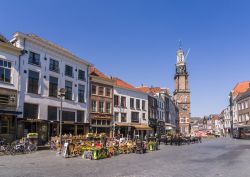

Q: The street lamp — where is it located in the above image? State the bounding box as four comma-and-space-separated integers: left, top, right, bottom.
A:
229, 91, 233, 138
58, 88, 66, 154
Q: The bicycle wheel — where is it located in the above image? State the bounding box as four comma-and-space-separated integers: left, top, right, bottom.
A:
29, 144, 37, 152
4, 145, 11, 155
10, 147, 16, 156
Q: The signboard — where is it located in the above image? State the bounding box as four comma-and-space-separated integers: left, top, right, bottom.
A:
63, 142, 69, 158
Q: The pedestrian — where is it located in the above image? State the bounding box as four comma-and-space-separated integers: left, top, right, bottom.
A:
165, 135, 168, 145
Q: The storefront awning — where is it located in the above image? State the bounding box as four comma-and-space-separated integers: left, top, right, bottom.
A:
0, 110, 22, 116
115, 123, 130, 127
133, 124, 152, 131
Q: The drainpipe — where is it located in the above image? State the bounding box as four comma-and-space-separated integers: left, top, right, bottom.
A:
15, 37, 26, 140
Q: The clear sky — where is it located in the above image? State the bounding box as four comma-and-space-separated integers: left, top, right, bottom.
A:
1, 0, 250, 117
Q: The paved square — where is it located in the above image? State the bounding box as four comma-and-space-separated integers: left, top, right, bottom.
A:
0, 138, 250, 177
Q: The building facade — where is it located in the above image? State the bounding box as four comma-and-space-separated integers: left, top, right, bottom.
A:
11, 32, 92, 144
0, 34, 21, 142
89, 67, 114, 136
236, 88, 250, 125
113, 78, 150, 139
173, 47, 191, 134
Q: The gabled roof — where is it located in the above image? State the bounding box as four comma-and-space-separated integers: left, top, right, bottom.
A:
137, 86, 151, 93
232, 81, 250, 97
112, 77, 136, 90
112, 77, 145, 94
211, 115, 219, 121
236, 88, 250, 102
137, 86, 169, 95
90, 67, 110, 79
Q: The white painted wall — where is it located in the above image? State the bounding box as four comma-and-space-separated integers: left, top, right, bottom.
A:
0, 50, 19, 91
113, 87, 148, 125
14, 35, 90, 123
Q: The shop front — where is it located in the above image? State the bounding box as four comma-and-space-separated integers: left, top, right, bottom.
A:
90, 114, 112, 137
17, 119, 49, 145
133, 124, 152, 139
0, 112, 21, 142
0, 88, 21, 142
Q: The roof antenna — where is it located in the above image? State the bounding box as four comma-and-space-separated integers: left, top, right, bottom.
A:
178, 40, 182, 49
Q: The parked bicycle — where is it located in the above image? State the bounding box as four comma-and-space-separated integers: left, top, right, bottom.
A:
10, 139, 37, 155
0, 138, 11, 155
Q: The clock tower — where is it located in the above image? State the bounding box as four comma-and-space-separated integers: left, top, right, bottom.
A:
173, 47, 191, 134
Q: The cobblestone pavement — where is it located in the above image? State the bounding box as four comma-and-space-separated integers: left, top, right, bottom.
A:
0, 138, 250, 177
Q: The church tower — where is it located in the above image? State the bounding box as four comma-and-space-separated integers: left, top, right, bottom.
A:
173, 46, 191, 134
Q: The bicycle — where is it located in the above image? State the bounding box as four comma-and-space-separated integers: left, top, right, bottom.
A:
0, 138, 11, 155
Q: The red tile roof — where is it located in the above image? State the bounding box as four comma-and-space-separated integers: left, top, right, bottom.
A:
90, 67, 110, 79
112, 78, 146, 94
112, 77, 136, 90
232, 81, 250, 97
137, 86, 168, 95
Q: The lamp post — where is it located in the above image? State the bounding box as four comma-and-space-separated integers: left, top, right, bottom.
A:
58, 88, 66, 154
229, 91, 233, 138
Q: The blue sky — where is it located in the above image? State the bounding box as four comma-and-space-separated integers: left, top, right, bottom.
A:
1, 0, 250, 117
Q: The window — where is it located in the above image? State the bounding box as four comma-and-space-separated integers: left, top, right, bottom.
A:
121, 113, 127, 122
28, 70, 39, 94
49, 58, 59, 73
106, 88, 111, 97
24, 103, 38, 119
0, 59, 11, 83
92, 101, 97, 112
78, 84, 85, 103
245, 101, 249, 109
142, 113, 146, 120
65, 65, 73, 77
102, 120, 107, 125
114, 95, 119, 107
77, 110, 85, 123
97, 120, 101, 125
78, 70, 86, 81
92, 120, 96, 125
48, 106, 57, 121
99, 101, 104, 113
0, 119, 8, 134
65, 81, 72, 100
98, 87, 104, 96
61, 110, 75, 122
136, 99, 140, 110
28, 51, 40, 66
142, 100, 146, 110
131, 112, 139, 123
114, 112, 119, 122
49, 76, 58, 97
106, 102, 111, 113
92, 85, 97, 95
121, 96, 126, 108
130, 98, 134, 109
